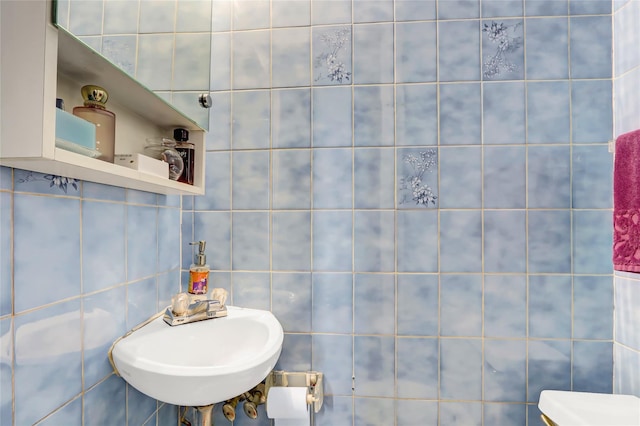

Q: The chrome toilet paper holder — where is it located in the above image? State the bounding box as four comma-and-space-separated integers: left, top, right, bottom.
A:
265, 370, 324, 413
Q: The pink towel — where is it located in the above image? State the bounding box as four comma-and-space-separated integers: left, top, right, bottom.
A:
613, 128, 640, 272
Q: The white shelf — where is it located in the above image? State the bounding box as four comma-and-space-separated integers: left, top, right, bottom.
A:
0, 1, 206, 196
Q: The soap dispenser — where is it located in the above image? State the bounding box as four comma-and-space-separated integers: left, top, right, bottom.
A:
188, 241, 210, 295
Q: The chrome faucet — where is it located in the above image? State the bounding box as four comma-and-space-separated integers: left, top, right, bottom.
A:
163, 292, 228, 326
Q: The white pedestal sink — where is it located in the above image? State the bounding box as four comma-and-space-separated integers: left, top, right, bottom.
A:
110, 306, 283, 407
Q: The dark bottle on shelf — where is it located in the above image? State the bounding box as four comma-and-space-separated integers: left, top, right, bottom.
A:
174, 128, 195, 185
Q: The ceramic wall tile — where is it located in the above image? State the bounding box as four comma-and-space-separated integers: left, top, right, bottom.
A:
272, 0, 310, 27
313, 149, 353, 209
483, 82, 526, 144
173, 34, 211, 90
484, 275, 527, 338
232, 31, 270, 89
439, 0, 480, 19
440, 211, 482, 273
483, 210, 527, 273
396, 84, 438, 146
272, 89, 311, 148
68, 0, 103, 35
103, 0, 138, 34
14, 195, 80, 312
571, 80, 613, 143
440, 402, 482, 426
528, 145, 571, 208
396, 22, 437, 83
312, 273, 353, 333
139, 0, 175, 33
481, 19, 524, 80
527, 81, 571, 143
572, 145, 613, 209
354, 336, 395, 397
440, 338, 482, 400
232, 212, 270, 271
395, 0, 436, 21
354, 398, 395, 425
483, 146, 526, 208
14, 299, 82, 425
570, 16, 612, 79
527, 210, 572, 273
272, 28, 311, 88
38, 396, 82, 426
525, 17, 569, 79
440, 274, 483, 336
353, 0, 393, 22
354, 85, 395, 147
232, 150, 270, 209
176, 0, 212, 32
397, 400, 438, 426
83, 375, 126, 424
233, 0, 269, 30
271, 273, 312, 332
195, 151, 230, 211
397, 210, 438, 272
231, 272, 270, 310
439, 20, 481, 82
312, 0, 352, 25
484, 339, 526, 402
272, 150, 311, 209
354, 211, 395, 272
312, 334, 353, 395
439, 83, 482, 145
313, 211, 353, 271
312, 26, 352, 85
127, 385, 157, 426
482, 0, 523, 18
127, 206, 158, 281
313, 87, 353, 147
206, 93, 231, 150
397, 274, 439, 336
529, 275, 572, 338
439, 146, 482, 208
232, 90, 271, 149
210, 33, 231, 91
271, 212, 311, 271
574, 276, 613, 339
354, 274, 395, 334
353, 23, 394, 84
353, 148, 395, 209
484, 404, 527, 426
276, 334, 312, 372
315, 396, 353, 425
525, 0, 568, 17
572, 341, 613, 393
127, 277, 157, 328
397, 148, 438, 209
573, 210, 613, 274
82, 201, 126, 293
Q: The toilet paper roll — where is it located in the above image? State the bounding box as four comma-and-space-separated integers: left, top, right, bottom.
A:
266, 387, 310, 426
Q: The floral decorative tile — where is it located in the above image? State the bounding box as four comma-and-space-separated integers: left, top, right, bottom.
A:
313, 26, 352, 85
482, 20, 524, 80
14, 170, 80, 195
397, 148, 438, 208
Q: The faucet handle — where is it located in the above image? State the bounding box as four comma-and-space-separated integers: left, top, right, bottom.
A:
210, 288, 228, 305
171, 292, 190, 316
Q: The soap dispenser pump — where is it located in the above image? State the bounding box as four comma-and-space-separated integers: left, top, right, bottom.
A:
188, 240, 210, 295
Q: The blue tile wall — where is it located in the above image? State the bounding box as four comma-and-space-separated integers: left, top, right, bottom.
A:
0, 172, 182, 425
3, 0, 627, 424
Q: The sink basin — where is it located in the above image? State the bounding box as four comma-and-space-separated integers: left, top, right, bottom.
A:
110, 306, 283, 406
539, 390, 640, 425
